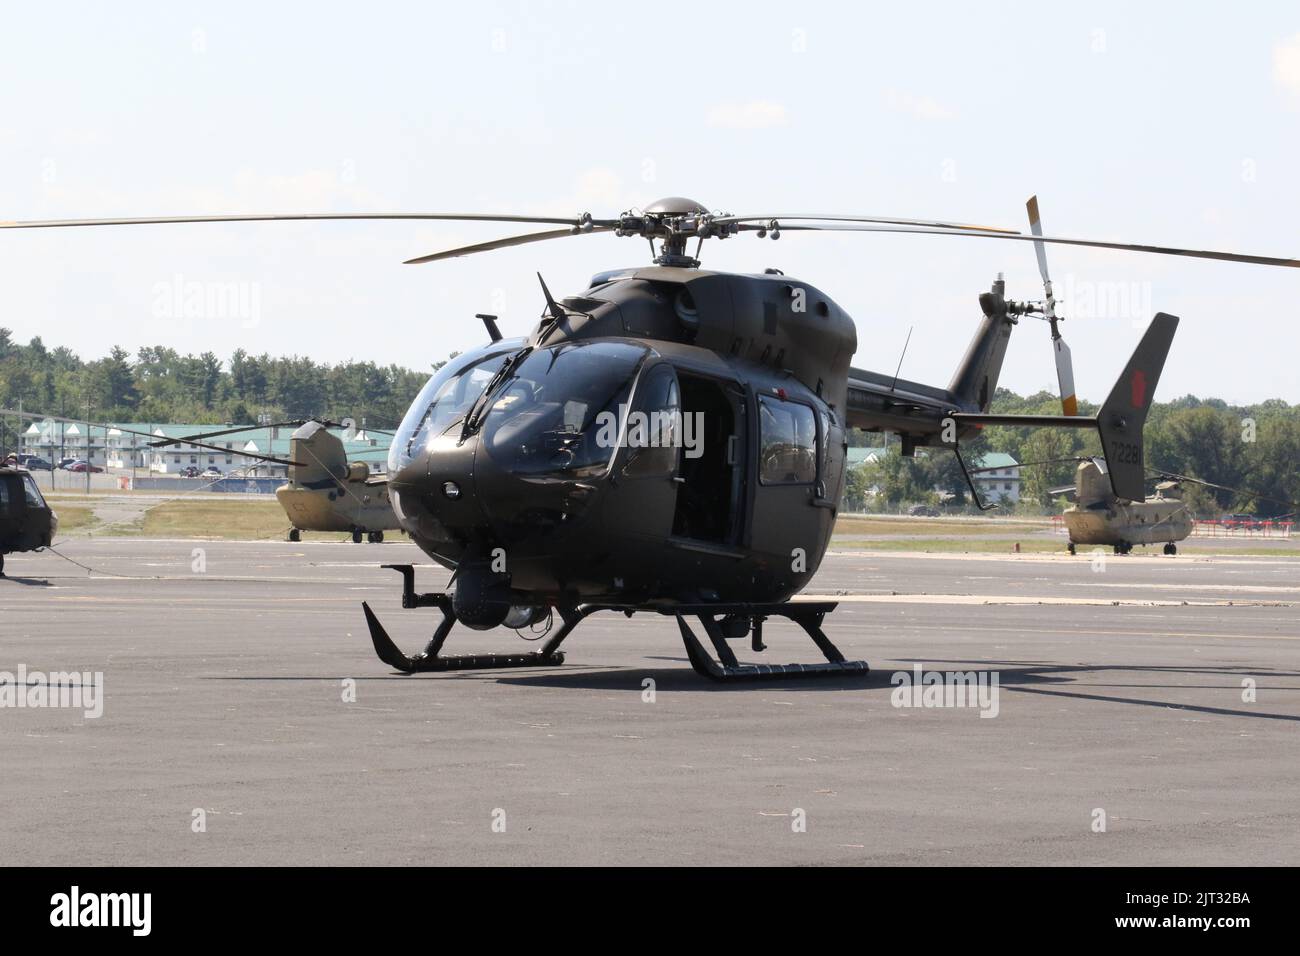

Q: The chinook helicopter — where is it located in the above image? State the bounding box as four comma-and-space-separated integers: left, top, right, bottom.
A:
149, 419, 403, 542
4, 196, 1296, 679
1031, 458, 1299, 556
976, 455, 1194, 555
1059, 459, 1192, 555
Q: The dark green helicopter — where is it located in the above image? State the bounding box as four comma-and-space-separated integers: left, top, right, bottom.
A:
0, 458, 57, 577
4, 197, 1296, 678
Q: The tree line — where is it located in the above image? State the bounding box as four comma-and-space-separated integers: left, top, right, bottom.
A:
0, 327, 444, 432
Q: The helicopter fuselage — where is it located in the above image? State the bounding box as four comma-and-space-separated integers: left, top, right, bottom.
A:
1062, 460, 1193, 549
0, 467, 57, 574
386, 267, 858, 620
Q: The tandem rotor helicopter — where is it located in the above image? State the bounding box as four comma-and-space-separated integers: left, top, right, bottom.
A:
4, 196, 1296, 679
147, 418, 404, 542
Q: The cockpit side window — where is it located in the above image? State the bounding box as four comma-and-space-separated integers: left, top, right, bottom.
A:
757, 395, 818, 485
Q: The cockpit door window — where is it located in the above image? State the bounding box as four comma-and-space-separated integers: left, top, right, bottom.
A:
622, 363, 680, 479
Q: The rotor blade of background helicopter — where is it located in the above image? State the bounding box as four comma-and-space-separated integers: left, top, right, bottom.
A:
716, 213, 1019, 234
768, 222, 1300, 268
1, 407, 176, 443
1150, 471, 1300, 510
171, 437, 302, 467
0, 212, 598, 230
0, 407, 303, 467
403, 225, 616, 264
148, 421, 307, 447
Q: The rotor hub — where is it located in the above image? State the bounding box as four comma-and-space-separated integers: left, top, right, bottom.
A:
615, 197, 738, 267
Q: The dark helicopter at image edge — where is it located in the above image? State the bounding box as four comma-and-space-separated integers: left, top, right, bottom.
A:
4, 195, 1296, 679
0, 457, 57, 577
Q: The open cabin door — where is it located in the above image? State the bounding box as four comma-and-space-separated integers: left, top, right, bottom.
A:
668, 371, 748, 548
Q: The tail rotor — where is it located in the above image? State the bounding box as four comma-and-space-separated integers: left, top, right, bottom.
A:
1026, 195, 1078, 416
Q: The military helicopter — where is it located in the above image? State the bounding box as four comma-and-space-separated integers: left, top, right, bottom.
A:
0, 456, 57, 577
978, 454, 1300, 556
149, 419, 403, 542
1011, 457, 1195, 555
1058, 459, 1192, 555
4, 197, 1296, 679
277, 420, 401, 543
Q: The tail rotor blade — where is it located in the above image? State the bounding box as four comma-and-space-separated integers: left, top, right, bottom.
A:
1054, 336, 1078, 417
1025, 195, 1057, 320
1027, 195, 1076, 415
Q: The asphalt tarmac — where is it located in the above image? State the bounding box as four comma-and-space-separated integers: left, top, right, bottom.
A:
2, 538, 1297, 865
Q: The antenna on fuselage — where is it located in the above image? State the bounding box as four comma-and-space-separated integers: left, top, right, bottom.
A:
475, 313, 503, 342
889, 326, 914, 392
536, 272, 566, 324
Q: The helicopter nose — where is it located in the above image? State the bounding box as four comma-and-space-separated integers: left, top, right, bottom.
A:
389, 431, 485, 541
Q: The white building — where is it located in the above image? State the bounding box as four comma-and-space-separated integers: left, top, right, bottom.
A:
971, 453, 1022, 504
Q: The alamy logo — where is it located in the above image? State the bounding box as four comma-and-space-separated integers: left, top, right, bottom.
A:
50, 886, 151, 936
890, 664, 1000, 718
593, 405, 704, 459
0, 665, 104, 718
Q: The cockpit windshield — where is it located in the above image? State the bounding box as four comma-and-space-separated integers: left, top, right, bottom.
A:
22, 474, 47, 509
482, 340, 649, 479
389, 345, 515, 472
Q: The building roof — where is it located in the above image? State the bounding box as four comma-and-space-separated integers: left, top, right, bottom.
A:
846, 446, 889, 465
846, 446, 1020, 472
972, 453, 1020, 471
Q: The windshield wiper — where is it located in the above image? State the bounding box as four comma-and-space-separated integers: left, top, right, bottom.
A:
460, 347, 532, 442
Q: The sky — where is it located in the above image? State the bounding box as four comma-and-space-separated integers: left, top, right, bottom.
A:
1, 0, 1298, 405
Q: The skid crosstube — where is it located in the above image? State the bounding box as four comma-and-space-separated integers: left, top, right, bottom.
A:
665, 604, 871, 682
363, 565, 869, 681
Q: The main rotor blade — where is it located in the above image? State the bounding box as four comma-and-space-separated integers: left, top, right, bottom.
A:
769, 222, 1300, 268
404, 225, 614, 265
716, 213, 1018, 234
0, 212, 595, 230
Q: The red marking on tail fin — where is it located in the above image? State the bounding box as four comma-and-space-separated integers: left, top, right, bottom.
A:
1131, 368, 1148, 409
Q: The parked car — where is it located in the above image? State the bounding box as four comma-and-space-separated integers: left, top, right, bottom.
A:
907, 504, 940, 517
199, 467, 223, 478
1222, 513, 1261, 529
56, 457, 77, 470
180, 466, 201, 478
18, 455, 53, 471
67, 460, 103, 473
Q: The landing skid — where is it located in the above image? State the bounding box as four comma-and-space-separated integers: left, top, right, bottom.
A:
361, 565, 870, 682
667, 603, 869, 681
